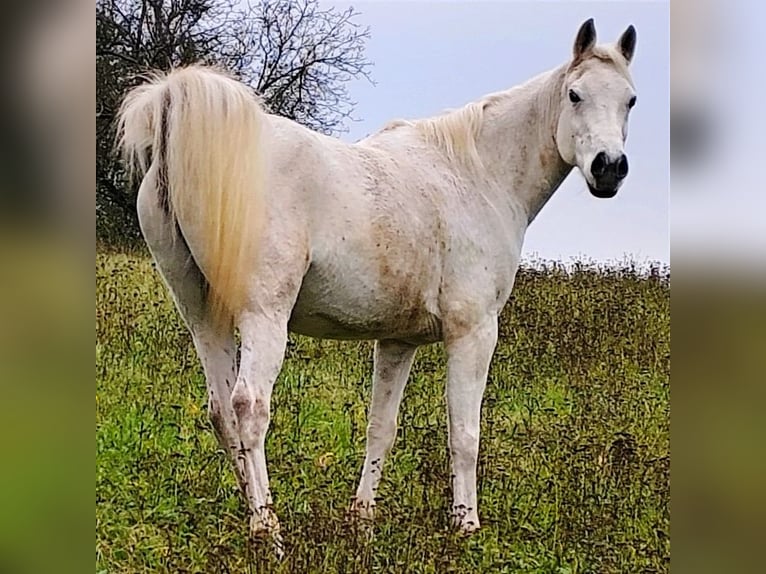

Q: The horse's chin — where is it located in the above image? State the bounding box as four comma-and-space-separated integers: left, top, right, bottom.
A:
587, 183, 619, 199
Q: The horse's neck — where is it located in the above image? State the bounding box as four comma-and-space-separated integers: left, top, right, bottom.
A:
475, 65, 573, 223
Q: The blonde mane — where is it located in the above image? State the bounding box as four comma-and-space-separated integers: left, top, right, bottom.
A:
379, 96, 506, 169
412, 102, 486, 167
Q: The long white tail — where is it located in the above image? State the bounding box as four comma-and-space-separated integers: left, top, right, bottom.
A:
117, 65, 266, 329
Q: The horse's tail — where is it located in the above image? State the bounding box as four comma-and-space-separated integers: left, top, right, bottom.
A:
117, 65, 267, 329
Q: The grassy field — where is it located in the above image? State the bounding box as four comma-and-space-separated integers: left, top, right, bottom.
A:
96, 252, 669, 573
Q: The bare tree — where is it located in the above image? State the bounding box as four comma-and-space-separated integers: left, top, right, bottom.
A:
224, 1, 372, 134
97, 0, 373, 245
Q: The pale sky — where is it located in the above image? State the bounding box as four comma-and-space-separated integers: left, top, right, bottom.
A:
332, 1, 670, 265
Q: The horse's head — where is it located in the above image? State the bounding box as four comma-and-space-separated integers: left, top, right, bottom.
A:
556, 19, 637, 199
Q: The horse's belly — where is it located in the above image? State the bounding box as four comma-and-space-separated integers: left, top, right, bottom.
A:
287, 309, 441, 344
287, 266, 442, 344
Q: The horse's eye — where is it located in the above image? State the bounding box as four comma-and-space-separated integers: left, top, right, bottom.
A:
568, 89, 582, 104
628, 95, 637, 109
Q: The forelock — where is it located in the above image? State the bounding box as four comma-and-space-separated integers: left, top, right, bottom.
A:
568, 44, 634, 89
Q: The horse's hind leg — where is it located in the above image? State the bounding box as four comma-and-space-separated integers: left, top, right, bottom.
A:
137, 185, 245, 493
192, 330, 242, 489
226, 257, 305, 547
230, 306, 295, 546
351, 339, 417, 522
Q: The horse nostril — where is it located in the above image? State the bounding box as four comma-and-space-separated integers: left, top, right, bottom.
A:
616, 154, 629, 179
591, 152, 608, 177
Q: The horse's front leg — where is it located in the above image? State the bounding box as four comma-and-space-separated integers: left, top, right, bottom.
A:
351, 339, 418, 522
444, 314, 498, 533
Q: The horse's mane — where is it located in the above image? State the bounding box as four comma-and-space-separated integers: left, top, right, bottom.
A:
376, 102, 484, 168
414, 102, 487, 167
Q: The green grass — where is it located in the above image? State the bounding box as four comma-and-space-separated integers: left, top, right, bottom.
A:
96, 253, 669, 573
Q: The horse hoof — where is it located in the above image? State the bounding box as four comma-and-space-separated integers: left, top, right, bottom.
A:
249, 507, 283, 556
451, 513, 480, 536
347, 498, 375, 540
348, 497, 376, 522
251, 506, 280, 533
249, 528, 284, 559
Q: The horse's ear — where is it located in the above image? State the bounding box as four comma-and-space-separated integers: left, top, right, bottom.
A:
573, 18, 597, 61
617, 25, 637, 64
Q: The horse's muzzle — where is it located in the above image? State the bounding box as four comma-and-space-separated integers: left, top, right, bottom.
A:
589, 151, 628, 198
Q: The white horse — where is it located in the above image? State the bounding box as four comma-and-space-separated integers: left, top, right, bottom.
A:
118, 18, 637, 546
